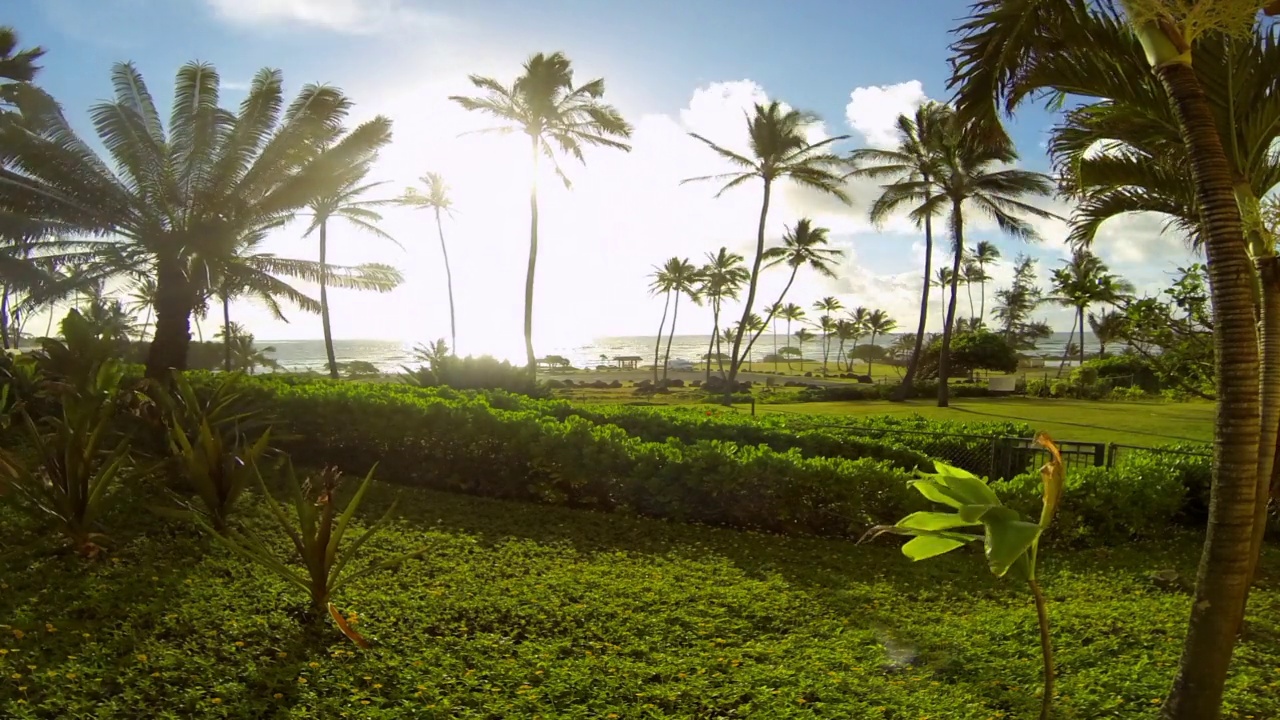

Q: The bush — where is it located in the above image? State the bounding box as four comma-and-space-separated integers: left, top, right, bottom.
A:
1080, 355, 1161, 393
402, 354, 546, 397
994, 443, 1208, 545
193, 376, 923, 537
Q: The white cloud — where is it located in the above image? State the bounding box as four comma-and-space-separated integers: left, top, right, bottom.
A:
845, 80, 927, 149
202, 0, 439, 33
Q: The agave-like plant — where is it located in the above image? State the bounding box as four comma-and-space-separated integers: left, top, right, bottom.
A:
203, 462, 424, 646
865, 434, 1064, 720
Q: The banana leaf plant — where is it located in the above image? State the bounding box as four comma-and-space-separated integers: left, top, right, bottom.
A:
200, 462, 426, 647
864, 433, 1065, 720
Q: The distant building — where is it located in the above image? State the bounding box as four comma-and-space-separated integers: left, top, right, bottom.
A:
613, 355, 643, 370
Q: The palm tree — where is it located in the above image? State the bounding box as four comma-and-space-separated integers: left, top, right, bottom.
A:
0, 63, 394, 379
0, 26, 43, 108
933, 267, 957, 330
304, 160, 399, 378
1089, 309, 1125, 358
961, 257, 988, 324
700, 248, 749, 381
683, 102, 849, 389
779, 303, 806, 370
400, 172, 458, 355
972, 240, 1001, 323
845, 307, 870, 372
950, 6, 1277, 711
834, 320, 856, 373
662, 260, 700, 380
125, 276, 158, 342
745, 218, 845, 361
792, 327, 815, 369
735, 313, 766, 370
865, 310, 897, 376
764, 301, 784, 372
450, 52, 632, 372
870, 112, 1055, 407
813, 296, 843, 375
1050, 249, 1134, 369
848, 101, 952, 399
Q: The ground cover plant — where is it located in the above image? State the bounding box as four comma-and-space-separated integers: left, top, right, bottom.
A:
0, 483, 1276, 719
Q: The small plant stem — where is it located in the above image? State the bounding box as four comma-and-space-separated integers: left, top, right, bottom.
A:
1029, 577, 1054, 720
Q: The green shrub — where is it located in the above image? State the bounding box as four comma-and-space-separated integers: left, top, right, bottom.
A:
1079, 355, 1161, 393
401, 350, 546, 397
996, 459, 1189, 545
197, 376, 922, 537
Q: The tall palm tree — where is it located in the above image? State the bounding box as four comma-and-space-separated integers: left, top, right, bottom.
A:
845, 306, 870, 372
865, 309, 897, 376
0, 63, 394, 379
748, 218, 844, 359
126, 276, 158, 342
699, 247, 749, 381
648, 262, 676, 384
779, 303, 806, 370
972, 240, 1001, 323
870, 113, 1056, 407
399, 172, 458, 354
834, 320, 855, 373
1089, 309, 1125, 358
304, 159, 399, 378
962, 257, 987, 323
764, 301, 784, 372
0, 26, 43, 108
792, 327, 814, 369
450, 52, 633, 372
661, 259, 700, 380
848, 101, 952, 398
933, 267, 957, 331
683, 103, 849, 388
813, 296, 843, 375
950, 4, 1277, 714
1050, 249, 1134, 369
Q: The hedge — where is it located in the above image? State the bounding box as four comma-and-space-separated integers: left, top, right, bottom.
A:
194, 375, 924, 538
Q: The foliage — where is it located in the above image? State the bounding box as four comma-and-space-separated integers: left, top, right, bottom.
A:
1, 482, 1276, 719
401, 347, 545, 397
918, 329, 1019, 378
202, 463, 412, 623
992, 255, 1051, 350
0, 361, 132, 555
1116, 264, 1215, 399
339, 360, 382, 378
155, 372, 274, 532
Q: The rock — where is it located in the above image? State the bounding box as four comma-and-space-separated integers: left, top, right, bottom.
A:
856, 375, 873, 384
545, 379, 565, 389
668, 378, 685, 388
608, 380, 622, 389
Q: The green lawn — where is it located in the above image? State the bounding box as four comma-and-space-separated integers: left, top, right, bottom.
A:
763, 398, 1214, 446
1, 484, 1275, 719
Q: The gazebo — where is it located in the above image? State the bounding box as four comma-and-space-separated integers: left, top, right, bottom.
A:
613, 355, 643, 370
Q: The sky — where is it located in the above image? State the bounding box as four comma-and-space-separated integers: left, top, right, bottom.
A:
9, 0, 1196, 361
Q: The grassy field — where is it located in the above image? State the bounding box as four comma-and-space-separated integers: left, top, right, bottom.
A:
1, 483, 1274, 719
764, 398, 1214, 446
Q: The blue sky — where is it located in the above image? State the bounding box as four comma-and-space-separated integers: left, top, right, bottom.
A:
9, 0, 1193, 352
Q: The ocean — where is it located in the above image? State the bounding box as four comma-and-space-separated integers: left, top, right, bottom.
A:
262, 332, 1099, 373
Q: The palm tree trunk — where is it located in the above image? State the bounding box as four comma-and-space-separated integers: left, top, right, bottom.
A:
706, 299, 718, 383
318, 219, 339, 379
0, 286, 10, 351
222, 293, 233, 373
772, 316, 779, 372
742, 265, 799, 368
785, 319, 793, 370
524, 136, 541, 374
653, 291, 670, 384
939, 280, 946, 329
836, 335, 845, 375
1249, 257, 1280, 599
1078, 306, 1086, 369
966, 279, 975, 323
1147, 50, 1261, 720
728, 178, 772, 386
979, 270, 987, 325
937, 206, 965, 408
44, 303, 55, 339
145, 256, 194, 380
662, 293, 681, 380
897, 209, 934, 400
435, 208, 458, 355
140, 306, 152, 342
868, 330, 878, 376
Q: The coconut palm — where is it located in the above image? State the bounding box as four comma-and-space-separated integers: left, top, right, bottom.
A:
871, 111, 1055, 407
699, 247, 749, 381
812, 296, 844, 375
779, 303, 806, 370
399, 172, 458, 355
304, 159, 400, 378
949, 5, 1279, 711
764, 301, 784, 372
0, 26, 42, 110
962, 257, 987, 323
848, 101, 952, 398
648, 258, 699, 382
844, 307, 870, 372
972, 240, 1001, 322
1049, 249, 1133, 369
125, 276, 158, 342
933, 267, 957, 330
683, 103, 849, 387
865, 310, 897, 376
450, 52, 632, 372
0, 62, 394, 379
792, 327, 815, 369
1088, 309, 1126, 358
746, 218, 844, 360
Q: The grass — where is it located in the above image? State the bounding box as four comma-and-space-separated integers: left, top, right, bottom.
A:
762, 398, 1214, 447
1, 482, 1274, 719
